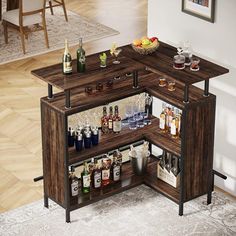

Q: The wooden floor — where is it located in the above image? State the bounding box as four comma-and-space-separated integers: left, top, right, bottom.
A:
0, 0, 147, 212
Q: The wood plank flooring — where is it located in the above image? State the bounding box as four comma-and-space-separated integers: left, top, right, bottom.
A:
0, 0, 147, 212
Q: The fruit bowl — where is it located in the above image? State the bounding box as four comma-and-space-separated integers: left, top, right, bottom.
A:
132, 37, 159, 55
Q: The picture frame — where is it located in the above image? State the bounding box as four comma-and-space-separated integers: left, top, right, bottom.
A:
182, 0, 215, 23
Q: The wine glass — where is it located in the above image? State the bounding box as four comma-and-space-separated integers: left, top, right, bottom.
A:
112, 48, 122, 64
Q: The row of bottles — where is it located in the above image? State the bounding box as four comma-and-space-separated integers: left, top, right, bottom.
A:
159, 150, 180, 177
101, 105, 122, 134
62, 38, 86, 75
69, 150, 123, 198
159, 102, 182, 138
68, 125, 99, 151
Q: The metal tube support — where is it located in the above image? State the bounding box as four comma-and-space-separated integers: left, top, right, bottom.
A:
48, 84, 53, 99
65, 90, 71, 109
179, 203, 183, 216
133, 70, 139, 88
44, 195, 48, 208
207, 169, 213, 205
183, 85, 189, 103
33, 175, 43, 182
204, 80, 209, 97
66, 209, 70, 223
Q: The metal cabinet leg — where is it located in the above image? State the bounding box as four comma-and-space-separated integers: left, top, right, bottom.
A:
66, 209, 71, 223
179, 202, 184, 216
44, 195, 49, 208
207, 191, 212, 205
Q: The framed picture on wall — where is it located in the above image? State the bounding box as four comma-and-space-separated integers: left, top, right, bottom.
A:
182, 0, 215, 23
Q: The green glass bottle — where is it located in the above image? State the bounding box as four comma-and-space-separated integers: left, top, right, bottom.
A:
81, 161, 90, 193
77, 38, 86, 73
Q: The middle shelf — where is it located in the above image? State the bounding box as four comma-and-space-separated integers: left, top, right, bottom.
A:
68, 117, 181, 165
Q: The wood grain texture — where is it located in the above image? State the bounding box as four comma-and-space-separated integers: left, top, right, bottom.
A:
41, 101, 66, 206
122, 43, 229, 85
32, 55, 145, 91
182, 95, 216, 202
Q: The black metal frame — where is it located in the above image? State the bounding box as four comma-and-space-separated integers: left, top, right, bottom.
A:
204, 80, 210, 97
48, 84, 53, 99
183, 85, 189, 103
133, 70, 139, 88
65, 90, 71, 109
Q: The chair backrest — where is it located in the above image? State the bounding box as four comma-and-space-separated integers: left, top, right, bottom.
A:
20, 0, 46, 14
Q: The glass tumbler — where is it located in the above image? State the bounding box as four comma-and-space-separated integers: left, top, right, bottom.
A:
128, 117, 137, 130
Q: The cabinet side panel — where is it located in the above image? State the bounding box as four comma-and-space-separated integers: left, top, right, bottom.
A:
41, 101, 65, 206
183, 97, 216, 202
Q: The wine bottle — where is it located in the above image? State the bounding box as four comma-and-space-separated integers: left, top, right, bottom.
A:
81, 162, 90, 193
113, 105, 121, 133
92, 159, 102, 189
77, 38, 86, 73
62, 39, 72, 75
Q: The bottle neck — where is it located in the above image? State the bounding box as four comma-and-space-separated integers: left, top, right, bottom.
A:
79, 38, 83, 49
64, 40, 69, 54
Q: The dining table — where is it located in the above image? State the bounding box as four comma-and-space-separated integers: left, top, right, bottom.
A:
0, 0, 19, 20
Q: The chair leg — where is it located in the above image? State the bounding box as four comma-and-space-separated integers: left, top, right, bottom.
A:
3, 21, 8, 44
61, 0, 68, 22
19, 26, 26, 54
49, 0, 54, 15
42, 18, 49, 49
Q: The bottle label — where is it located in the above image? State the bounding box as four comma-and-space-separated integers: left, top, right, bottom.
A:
83, 175, 90, 188
113, 121, 121, 132
168, 115, 172, 127
113, 166, 120, 181
79, 54, 86, 65
71, 180, 79, 196
94, 172, 101, 188
171, 122, 176, 135
102, 169, 110, 180
159, 116, 165, 129
63, 61, 72, 73
108, 120, 113, 129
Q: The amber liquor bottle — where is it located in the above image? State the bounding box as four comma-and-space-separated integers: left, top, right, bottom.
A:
102, 155, 111, 186
92, 159, 102, 189
113, 105, 122, 133
101, 107, 109, 134
108, 106, 113, 132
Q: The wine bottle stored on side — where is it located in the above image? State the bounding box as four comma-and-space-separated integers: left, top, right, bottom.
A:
77, 38, 86, 73
62, 39, 72, 75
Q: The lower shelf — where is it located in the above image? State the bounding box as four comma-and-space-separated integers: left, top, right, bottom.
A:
69, 157, 180, 211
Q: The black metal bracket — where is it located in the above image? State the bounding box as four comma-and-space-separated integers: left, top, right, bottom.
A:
48, 84, 53, 99
204, 80, 210, 97
183, 85, 189, 103
212, 169, 227, 191
133, 70, 139, 88
33, 175, 43, 182
65, 90, 71, 109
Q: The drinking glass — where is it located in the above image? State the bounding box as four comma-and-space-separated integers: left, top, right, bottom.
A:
113, 48, 122, 64
128, 117, 137, 130
183, 41, 192, 66
125, 105, 133, 119
190, 57, 200, 71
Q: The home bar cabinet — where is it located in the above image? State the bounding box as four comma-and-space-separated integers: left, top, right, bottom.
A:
32, 42, 229, 223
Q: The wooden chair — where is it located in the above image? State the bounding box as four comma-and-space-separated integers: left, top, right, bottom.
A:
2, 0, 49, 54
46, 0, 68, 22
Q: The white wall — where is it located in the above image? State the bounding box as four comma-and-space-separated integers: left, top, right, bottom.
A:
148, 0, 236, 196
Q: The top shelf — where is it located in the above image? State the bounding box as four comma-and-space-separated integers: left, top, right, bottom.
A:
31, 54, 145, 91
122, 42, 229, 85
31, 42, 229, 90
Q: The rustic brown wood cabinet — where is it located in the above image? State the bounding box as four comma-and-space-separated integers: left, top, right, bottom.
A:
32, 42, 229, 223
